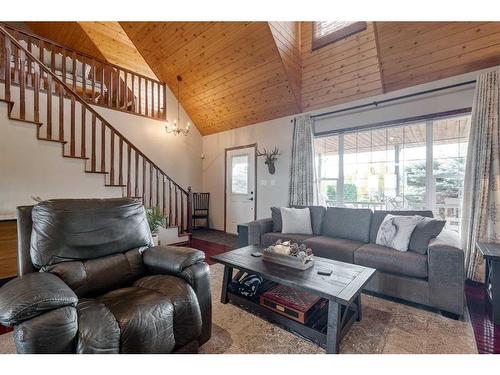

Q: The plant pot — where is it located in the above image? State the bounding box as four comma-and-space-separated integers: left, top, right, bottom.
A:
152, 234, 159, 246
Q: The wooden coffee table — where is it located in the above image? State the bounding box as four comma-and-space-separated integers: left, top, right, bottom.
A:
211, 245, 376, 354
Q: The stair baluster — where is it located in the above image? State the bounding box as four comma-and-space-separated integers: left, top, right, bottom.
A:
0, 25, 192, 235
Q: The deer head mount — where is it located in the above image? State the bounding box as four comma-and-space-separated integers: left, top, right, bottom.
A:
257, 147, 280, 175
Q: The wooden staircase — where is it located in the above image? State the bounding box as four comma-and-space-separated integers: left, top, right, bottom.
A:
0, 25, 192, 237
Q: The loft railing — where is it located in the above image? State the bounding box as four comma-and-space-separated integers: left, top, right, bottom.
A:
0, 25, 192, 234
0, 23, 167, 121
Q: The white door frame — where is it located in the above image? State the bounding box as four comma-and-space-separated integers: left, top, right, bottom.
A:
224, 143, 257, 233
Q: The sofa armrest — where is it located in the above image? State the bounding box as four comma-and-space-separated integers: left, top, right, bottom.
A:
143, 245, 205, 275
248, 218, 274, 245
427, 229, 465, 315
0, 272, 77, 326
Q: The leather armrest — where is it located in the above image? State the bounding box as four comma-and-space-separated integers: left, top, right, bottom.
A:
143, 246, 205, 275
0, 272, 78, 326
248, 218, 273, 245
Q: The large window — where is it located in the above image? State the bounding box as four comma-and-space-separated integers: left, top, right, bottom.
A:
312, 21, 367, 50
314, 114, 471, 231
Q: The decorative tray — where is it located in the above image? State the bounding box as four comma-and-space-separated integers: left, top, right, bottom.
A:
262, 240, 314, 270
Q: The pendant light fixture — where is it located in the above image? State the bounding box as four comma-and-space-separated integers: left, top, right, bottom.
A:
165, 75, 190, 136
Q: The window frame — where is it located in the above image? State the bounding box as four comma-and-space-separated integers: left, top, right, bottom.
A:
314, 110, 472, 231
311, 21, 367, 51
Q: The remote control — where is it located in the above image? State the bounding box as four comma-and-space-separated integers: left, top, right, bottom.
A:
317, 269, 332, 276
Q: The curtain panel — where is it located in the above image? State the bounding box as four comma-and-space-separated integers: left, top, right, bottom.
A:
289, 115, 316, 206
462, 69, 500, 281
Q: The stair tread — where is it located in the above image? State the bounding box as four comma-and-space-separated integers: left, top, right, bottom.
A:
84, 170, 109, 174
63, 154, 89, 160
37, 137, 67, 144
8, 117, 42, 126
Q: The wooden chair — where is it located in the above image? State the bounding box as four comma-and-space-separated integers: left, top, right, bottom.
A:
192, 192, 210, 229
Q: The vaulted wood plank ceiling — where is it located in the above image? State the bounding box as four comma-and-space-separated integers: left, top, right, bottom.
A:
25, 21, 157, 79
120, 22, 301, 134
18, 21, 500, 135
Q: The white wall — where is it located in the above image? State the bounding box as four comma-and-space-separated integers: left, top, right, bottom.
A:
202, 66, 500, 231
93, 84, 203, 192
0, 83, 203, 219
0, 101, 122, 219
202, 116, 295, 230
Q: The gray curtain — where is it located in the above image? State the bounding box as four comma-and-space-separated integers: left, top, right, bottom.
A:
461, 69, 500, 281
289, 114, 316, 206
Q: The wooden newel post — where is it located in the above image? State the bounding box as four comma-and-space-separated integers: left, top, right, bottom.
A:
187, 186, 193, 233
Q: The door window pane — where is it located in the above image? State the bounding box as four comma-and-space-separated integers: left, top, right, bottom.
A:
231, 155, 248, 194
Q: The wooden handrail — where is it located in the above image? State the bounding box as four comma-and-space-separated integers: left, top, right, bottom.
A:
1, 25, 193, 233
0, 23, 160, 84
0, 23, 167, 121
0, 25, 186, 195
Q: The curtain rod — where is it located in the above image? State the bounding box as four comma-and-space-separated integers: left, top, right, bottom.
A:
310, 79, 476, 120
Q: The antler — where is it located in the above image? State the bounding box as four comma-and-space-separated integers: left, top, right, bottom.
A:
270, 147, 280, 157
256, 148, 268, 157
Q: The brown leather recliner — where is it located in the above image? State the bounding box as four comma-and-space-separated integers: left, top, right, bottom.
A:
0, 198, 212, 353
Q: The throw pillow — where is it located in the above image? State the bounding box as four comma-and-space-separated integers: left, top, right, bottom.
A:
271, 207, 282, 232
376, 214, 422, 252
280, 207, 313, 235
408, 217, 446, 254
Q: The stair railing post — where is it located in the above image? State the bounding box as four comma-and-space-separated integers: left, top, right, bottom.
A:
187, 186, 193, 234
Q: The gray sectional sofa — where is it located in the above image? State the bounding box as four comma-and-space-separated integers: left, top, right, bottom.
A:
247, 206, 465, 317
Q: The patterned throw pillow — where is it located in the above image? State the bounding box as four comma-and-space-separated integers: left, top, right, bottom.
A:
376, 214, 423, 252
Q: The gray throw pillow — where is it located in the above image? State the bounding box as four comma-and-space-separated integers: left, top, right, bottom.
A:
271, 207, 282, 232
408, 217, 446, 254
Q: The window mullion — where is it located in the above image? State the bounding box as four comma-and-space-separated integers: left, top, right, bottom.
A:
425, 120, 435, 212
338, 134, 344, 207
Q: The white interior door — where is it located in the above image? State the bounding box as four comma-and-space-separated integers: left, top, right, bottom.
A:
225, 147, 256, 234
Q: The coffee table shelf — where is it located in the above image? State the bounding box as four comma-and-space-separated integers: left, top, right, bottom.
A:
226, 290, 358, 350
212, 245, 376, 353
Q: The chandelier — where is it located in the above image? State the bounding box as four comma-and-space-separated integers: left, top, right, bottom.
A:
166, 75, 190, 136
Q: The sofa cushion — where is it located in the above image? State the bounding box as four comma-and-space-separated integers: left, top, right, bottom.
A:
369, 210, 433, 244
321, 207, 372, 242
44, 248, 146, 298
304, 236, 365, 263
30, 198, 153, 268
99, 286, 175, 353
270, 206, 326, 235
261, 232, 313, 247
354, 243, 428, 278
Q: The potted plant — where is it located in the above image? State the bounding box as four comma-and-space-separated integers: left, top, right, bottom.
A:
146, 206, 166, 246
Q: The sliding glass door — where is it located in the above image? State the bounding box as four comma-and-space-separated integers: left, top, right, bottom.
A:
314, 113, 471, 231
